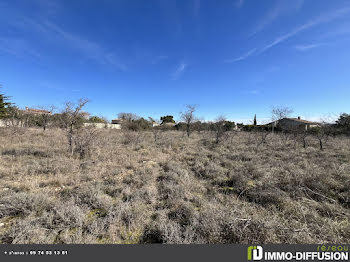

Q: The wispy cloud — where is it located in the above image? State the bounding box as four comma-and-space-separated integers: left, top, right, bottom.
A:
1, 1, 127, 70
158, 0, 183, 37
151, 55, 168, 65
225, 7, 349, 64
266, 66, 280, 72
172, 62, 187, 80
225, 48, 257, 63
250, 0, 304, 36
6, 16, 128, 71
42, 21, 127, 71
235, 0, 244, 9
249, 90, 259, 95
320, 23, 350, 39
294, 44, 321, 51
259, 7, 350, 54
39, 82, 64, 91
104, 53, 128, 71
0, 37, 41, 59
193, 0, 201, 17
33, 0, 61, 15
251, 2, 283, 36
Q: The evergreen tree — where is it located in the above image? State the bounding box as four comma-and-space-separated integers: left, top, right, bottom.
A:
336, 113, 350, 135
160, 115, 175, 124
0, 85, 11, 118
254, 114, 257, 125
89, 116, 107, 123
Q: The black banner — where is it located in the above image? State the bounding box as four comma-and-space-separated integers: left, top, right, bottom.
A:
0, 244, 348, 262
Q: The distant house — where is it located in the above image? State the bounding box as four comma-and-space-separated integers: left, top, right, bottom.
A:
268, 117, 320, 131
82, 116, 122, 129
84, 123, 121, 129
109, 118, 124, 129
236, 123, 244, 131
24, 107, 52, 115
111, 118, 124, 125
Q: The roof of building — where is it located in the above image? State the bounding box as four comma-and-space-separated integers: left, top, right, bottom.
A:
284, 118, 319, 124
111, 118, 125, 124
267, 117, 320, 125
24, 107, 51, 114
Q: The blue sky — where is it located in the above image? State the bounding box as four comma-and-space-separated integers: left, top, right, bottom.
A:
1, 0, 350, 123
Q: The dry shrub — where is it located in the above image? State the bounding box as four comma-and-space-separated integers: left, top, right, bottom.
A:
0, 192, 52, 218
122, 130, 145, 145
0, 128, 349, 244
73, 127, 100, 159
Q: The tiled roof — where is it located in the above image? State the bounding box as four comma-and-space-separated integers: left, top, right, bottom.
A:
266, 118, 320, 125
284, 118, 319, 124
24, 108, 51, 114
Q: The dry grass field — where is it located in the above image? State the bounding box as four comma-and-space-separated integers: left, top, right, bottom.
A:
0, 128, 349, 244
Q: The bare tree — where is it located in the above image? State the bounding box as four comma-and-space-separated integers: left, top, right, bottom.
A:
309, 122, 334, 151
59, 99, 89, 154
286, 125, 308, 149
5, 106, 21, 128
271, 106, 293, 121
148, 117, 162, 143
212, 116, 226, 144
74, 126, 100, 159
152, 126, 162, 143
4, 106, 26, 136
300, 129, 309, 149
271, 106, 293, 132
256, 130, 270, 149
37, 105, 55, 131
180, 105, 197, 137
118, 112, 139, 122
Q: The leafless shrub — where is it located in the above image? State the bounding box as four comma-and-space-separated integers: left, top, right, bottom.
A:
299, 129, 309, 148
271, 106, 293, 121
122, 130, 144, 145
1, 107, 26, 137
309, 123, 335, 150
256, 130, 270, 149
59, 98, 89, 154
180, 105, 197, 137
73, 127, 100, 159
0, 192, 53, 218
271, 106, 293, 132
0, 128, 349, 244
36, 105, 55, 131
212, 116, 227, 144
152, 126, 162, 143
118, 112, 140, 122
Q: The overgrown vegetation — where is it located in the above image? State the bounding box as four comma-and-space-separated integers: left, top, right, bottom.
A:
0, 85, 11, 118
0, 127, 349, 244
0, 88, 349, 244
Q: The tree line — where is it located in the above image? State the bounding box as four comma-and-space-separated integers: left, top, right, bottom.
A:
1, 86, 350, 147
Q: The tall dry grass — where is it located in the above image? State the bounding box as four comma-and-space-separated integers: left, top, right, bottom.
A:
0, 128, 349, 243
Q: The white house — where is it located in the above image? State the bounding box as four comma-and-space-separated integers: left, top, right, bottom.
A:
83, 123, 121, 129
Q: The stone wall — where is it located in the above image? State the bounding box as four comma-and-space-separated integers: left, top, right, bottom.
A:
83, 123, 121, 129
